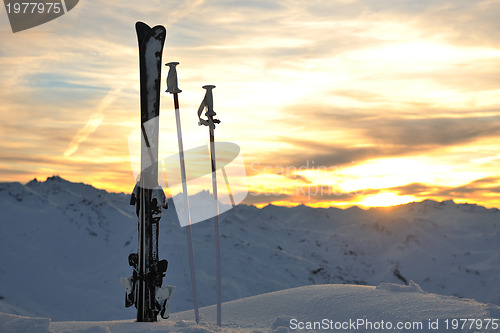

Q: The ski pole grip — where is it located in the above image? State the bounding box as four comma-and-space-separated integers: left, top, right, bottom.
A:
202, 85, 216, 115
165, 62, 182, 94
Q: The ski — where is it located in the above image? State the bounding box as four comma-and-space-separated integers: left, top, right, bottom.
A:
122, 21, 172, 322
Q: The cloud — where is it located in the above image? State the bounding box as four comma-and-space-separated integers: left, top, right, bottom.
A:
243, 176, 500, 207
275, 143, 405, 168
242, 191, 292, 205
389, 177, 500, 199
63, 114, 104, 157
268, 104, 500, 168
410, 0, 500, 48
397, 59, 500, 93
282, 173, 312, 184
242, 184, 378, 205
436, 177, 500, 197
63, 83, 126, 157
363, 116, 500, 147
292, 184, 374, 203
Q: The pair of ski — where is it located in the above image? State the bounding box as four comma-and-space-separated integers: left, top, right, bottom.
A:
123, 21, 222, 326
121, 21, 172, 323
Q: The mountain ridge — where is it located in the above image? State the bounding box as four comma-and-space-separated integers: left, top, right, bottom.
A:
0, 176, 498, 321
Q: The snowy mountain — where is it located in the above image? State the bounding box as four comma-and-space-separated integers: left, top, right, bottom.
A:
2, 283, 500, 332
0, 176, 499, 322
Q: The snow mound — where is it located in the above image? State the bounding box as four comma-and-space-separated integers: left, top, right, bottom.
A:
376, 280, 426, 293
0, 312, 54, 333
171, 283, 499, 332
2, 283, 500, 332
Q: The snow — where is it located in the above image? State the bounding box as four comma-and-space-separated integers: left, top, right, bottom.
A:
2, 283, 500, 332
0, 177, 499, 327
0, 313, 53, 333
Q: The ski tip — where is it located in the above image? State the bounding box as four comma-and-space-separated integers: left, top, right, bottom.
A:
135, 22, 167, 42
135, 22, 151, 47
165, 62, 180, 67
152, 25, 167, 37
135, 21, 151, 32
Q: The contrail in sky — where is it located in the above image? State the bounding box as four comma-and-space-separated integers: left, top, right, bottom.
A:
64, 85, 124, 157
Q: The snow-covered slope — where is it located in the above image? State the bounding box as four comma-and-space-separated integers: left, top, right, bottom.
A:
0, 176, 499, 321
2, 283, 500, 332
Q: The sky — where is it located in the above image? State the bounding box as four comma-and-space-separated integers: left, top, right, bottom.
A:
1, 0, 500, 209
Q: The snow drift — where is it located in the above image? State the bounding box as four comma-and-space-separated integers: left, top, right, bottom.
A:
2, 283, 500, 332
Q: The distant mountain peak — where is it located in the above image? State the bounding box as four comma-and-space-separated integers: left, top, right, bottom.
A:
45, 175, 69, 183
26, 175, 70, 186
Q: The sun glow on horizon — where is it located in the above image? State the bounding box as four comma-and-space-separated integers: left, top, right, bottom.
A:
252, 193, 418, 210
354, 192, 417, 208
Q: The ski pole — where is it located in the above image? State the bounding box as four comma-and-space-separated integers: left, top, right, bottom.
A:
197, 85, 222, 326
166, 62, 200, 324
221, 167, 235, 207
